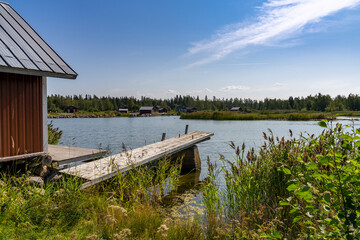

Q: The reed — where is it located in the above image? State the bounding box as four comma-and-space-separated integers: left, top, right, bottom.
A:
0, 155, 184, 239
201, 121, 360, 239
181, 111, 330, 121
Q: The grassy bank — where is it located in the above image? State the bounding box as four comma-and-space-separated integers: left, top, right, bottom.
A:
180, 111, 333, 120
0, 157, 191, 239
180, 110, 360, 120
201, 121, 360, 239
3, 121, 360, 239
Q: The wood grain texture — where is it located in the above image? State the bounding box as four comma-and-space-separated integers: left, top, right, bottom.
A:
0, 72, 43, 159
60, 131, 213, 187
49, 144, 108, 166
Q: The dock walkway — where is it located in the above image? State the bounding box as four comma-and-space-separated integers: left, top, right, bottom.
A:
60, 131, 213, 188
49, 145, 107, 167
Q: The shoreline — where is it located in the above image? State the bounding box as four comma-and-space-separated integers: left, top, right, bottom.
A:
48, 113, 178, 119
48, 112, 360, 121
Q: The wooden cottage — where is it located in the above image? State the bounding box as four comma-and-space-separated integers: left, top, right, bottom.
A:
139, 106, 154, 115
158, 107, 168, 113
65, 105, 79, 113
117, 108, 128, 114
0, 2, 77, 162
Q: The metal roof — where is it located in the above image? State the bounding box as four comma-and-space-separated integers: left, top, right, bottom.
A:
139, 106, 154, 111
0, 2, 77, 79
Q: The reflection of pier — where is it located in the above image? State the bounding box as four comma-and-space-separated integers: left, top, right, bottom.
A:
60, 131, 214, 189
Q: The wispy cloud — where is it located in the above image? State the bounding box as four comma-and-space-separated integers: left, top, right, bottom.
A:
274, 82, 287, 87
187, 0, 360, 67
220, 85, 250, 92
168, 89, 180, 94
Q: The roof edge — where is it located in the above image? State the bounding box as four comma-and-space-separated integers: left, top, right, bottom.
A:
0, 66, 77, 79
0, 2, 10, 6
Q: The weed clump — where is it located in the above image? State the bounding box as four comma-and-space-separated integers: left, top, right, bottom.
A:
202, 121, 360, 239
0, 156, 183, 239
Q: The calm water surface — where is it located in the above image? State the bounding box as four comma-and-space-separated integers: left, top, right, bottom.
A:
50, 116, 359, 179
50, 117, 359, 209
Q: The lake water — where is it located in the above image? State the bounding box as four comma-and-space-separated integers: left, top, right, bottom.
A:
50, 116, 359, 179
50, 117, 359, 210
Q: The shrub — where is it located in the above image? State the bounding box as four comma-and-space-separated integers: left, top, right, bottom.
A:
48, 121, 62, 145
202, 121, 360, 239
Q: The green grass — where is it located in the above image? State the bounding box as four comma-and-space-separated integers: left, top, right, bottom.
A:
181, 111, 331, 120
200, 121, 360, 239
0, 157, 191, 240
5, 120, 360, 239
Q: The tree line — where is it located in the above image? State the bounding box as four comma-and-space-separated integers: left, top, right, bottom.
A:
47, 93, 360, 113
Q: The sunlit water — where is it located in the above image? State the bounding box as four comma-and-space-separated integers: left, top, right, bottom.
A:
50, 117, 359, 210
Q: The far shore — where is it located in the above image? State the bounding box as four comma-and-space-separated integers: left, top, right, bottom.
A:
48, 110, 360, 121
48, 112, 177, 119
180, 111, 360, 121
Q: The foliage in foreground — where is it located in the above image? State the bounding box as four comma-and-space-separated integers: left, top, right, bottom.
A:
4, 121, 360, 239
48, 121, 62, 145
202, 121, 360, 239
0, 157, 188, 240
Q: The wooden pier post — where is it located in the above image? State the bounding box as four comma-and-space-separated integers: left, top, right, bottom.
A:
172, 145, 201, 174
161, 133, 166, 141
185, 125, 189, 134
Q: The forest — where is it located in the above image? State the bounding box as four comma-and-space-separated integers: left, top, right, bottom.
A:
47, 93, 360, 113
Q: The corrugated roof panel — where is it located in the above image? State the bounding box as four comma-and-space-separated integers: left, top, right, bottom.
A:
0, 5, 59, 73
0, 54, 7, 65
140, 106, 154, 111
2, 3, 77, 75
0, 39, 23, 68
0, 13, 52, 72
0, 25, 38, 70
46, 62, 65, 73
0, 2, 77, 79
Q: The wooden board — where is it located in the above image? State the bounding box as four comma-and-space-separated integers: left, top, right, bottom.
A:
0, 152, 45, 163
60, 131, 213, 188
49, 145, 107, 166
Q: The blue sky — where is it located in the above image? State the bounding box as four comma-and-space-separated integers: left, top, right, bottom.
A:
7, 0, 360, 100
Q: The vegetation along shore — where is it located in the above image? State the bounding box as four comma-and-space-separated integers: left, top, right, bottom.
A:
180, 111, 360, 121
2, 121, 360, 239
48, 93, 360, 113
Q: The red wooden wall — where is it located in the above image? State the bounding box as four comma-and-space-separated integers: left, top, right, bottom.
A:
0, 72, 43, 158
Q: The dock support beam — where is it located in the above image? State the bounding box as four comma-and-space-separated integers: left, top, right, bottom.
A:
172, 145, 201, 174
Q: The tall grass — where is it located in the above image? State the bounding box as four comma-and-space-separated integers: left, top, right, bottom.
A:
0, 156, 185, 239
201, 122, 360, 239
181, 111, 330, 121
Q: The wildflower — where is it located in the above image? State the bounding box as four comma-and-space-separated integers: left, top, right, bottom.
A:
114, 229, 132, 239
85, 234, 98, 240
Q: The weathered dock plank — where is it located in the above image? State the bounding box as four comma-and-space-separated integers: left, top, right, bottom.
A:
60, 131, 213, 188
49, 145, 107, 166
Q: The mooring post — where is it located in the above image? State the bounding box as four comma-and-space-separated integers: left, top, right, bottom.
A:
161, 133, 166, 141
172, 145, 201, 174
185, 125, 189, 134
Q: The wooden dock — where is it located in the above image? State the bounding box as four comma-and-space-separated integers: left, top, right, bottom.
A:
60, 131, 213, 188
49, 145, 108, 167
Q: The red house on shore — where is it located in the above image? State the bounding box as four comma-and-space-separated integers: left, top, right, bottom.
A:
0, 2, 77, 162
139, 106, 154, 115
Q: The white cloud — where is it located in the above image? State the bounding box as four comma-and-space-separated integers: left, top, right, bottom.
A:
187, 0, 360, 66
220, 85, 250, 92
274, 82, 287, 87
167, 89, 180, 94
